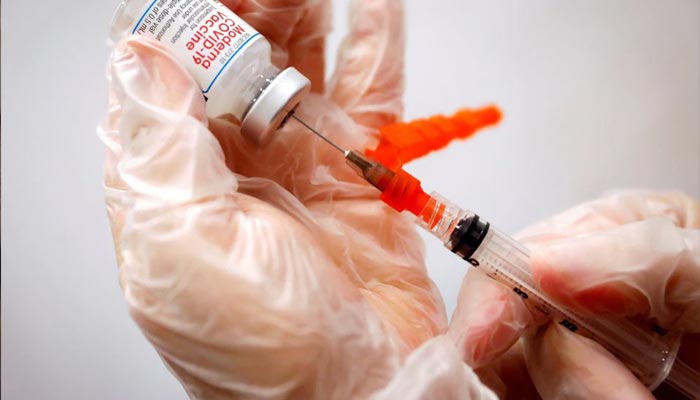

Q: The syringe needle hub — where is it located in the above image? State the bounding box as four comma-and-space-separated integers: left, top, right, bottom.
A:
289, 113, 430, 222
344, 150, 397, 192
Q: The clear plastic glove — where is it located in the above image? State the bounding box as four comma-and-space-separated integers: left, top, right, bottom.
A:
98, 0, 496, 398
448, 191, 700, 399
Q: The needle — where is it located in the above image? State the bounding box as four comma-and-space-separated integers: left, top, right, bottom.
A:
289, 112, 394, 191
290, 114, 346, 154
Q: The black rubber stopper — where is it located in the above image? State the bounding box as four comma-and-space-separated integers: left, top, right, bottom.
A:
448, 215, 490, 260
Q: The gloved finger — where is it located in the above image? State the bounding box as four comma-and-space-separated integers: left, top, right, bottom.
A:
518, 191, 700, 246
225, 0, 322, 72
99, 64, 126, 192
448, 269, 533, 368
109, 36, 237, 202
328, 0, 405, 132
530, 217, 700, 331
98, 66, 131, 270
369, 336, 498, 400
101, 35, 237, 282
286, 0, 331, 92
524, 323, 653, 399
474, 341, 540, 400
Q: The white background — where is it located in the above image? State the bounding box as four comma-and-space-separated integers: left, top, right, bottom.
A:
2, 0, 698, 398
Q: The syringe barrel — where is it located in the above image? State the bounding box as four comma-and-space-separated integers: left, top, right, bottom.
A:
475, 228, 681, 389
417, 192, 699, 397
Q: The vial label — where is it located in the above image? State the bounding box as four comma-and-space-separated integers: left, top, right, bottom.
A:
131, 0, 261, 94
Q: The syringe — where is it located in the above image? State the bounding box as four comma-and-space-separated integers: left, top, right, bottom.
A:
291, 115, 700, 399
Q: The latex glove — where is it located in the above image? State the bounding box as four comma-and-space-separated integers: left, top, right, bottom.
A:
98, 0, 496, 398
448, 191, 700, 399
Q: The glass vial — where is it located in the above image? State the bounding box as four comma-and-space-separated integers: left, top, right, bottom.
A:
110, 0, 310, 145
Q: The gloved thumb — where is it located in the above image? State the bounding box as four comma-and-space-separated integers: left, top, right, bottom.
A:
523, 323, 653, 399
110, 36, 237, 202
530, 217, 700, 331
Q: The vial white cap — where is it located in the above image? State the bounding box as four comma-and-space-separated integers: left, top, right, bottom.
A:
240, 67, 311, 145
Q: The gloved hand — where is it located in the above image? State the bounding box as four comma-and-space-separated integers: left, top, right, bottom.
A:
448, 191, 700, 399
99, 0, 496, 398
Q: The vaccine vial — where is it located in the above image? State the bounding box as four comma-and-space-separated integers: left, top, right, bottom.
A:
110, 0, 310, 145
